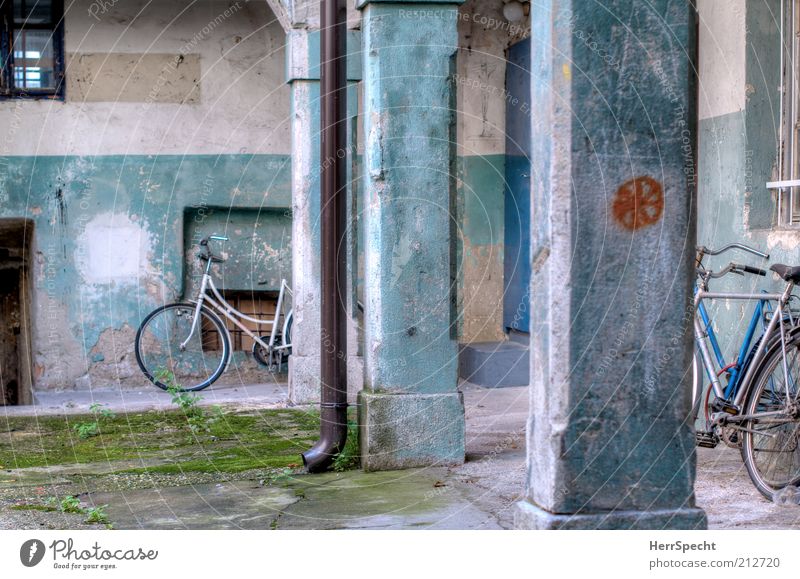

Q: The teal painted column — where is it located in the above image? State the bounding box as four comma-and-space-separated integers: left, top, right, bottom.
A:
514, 1, 706, 529
287, 29, 362, 404
358, 0, 465, 470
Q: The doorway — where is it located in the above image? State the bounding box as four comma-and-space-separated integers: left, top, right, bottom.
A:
502, 37, 532, 337
0, 219, 33, 405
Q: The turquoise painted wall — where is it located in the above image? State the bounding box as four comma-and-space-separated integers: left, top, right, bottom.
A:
1, 154, 291, 388
456, 154, 506, 342
1, 150, 502, 388
697, 0, 799, 368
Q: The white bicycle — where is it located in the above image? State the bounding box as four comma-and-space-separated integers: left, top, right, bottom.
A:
135, 235, 293, 391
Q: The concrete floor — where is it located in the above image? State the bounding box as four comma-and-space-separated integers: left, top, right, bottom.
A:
2, 382, 799, 529
1, 380, 289, 417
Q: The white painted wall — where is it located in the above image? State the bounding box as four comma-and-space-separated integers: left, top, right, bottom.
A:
0, 0, 290, 156
697, 0, 746, 120
457, 0, 529, 157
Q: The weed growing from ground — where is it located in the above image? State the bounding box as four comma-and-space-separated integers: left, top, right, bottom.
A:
72, 403, 116, 440
155, 368, 224, 434
332, 420, 360, 472
84, 505, 111, 526
58, 495, 83, 514
52, 496, 112, 528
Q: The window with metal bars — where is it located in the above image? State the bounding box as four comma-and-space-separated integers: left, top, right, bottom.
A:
0, 0, 64, 98
773, 0, 800, 224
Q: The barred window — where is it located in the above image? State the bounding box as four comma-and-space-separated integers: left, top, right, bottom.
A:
0, 0, 65, 98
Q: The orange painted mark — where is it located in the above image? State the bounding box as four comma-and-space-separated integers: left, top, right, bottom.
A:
611, 176, 664, 231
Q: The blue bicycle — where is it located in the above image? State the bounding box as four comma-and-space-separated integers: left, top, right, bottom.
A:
693, 243, 800, 500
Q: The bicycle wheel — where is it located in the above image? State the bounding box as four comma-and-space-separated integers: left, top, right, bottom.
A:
135, 302, 230, 392
740, 333, 800, 499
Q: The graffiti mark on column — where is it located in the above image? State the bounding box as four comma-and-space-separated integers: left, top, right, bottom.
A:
612, 176, 664, 231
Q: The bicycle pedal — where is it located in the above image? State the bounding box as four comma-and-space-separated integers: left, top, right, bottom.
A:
695, 431, 719, 448
710, 399, 740, 415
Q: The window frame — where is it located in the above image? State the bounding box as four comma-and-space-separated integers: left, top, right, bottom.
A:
0, 0, 65, 100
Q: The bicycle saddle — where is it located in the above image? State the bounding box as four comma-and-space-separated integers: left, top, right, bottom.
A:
770, 263, 800, 282
198, 252, 225, 263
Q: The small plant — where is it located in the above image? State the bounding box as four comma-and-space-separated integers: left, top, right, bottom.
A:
332, 420, 360, 472
156, 368, 223, 434
73, 421, 99, 440
53, 496, 112, 528
85, 505, 110, 525
90, 403, 116, 420
59, 495, 83, 514
72, 403, 116, 440
261, 467, 294, 487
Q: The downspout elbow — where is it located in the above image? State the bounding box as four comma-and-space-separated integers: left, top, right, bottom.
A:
301, 424, 347, 473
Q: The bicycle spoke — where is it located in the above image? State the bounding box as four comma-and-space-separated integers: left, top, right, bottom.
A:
135, 304, 228, 391
745, 338, 800, 493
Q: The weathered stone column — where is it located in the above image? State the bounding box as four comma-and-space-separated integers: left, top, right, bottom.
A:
287, 29, 322, 404
287, 29, 362, 404
358, 0, 465, 470
514, 1, 707, 529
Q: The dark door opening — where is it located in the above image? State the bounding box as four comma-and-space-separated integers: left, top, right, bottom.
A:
0, 219, 33, 406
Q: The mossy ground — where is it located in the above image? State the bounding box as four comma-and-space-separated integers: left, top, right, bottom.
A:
0, 408, 320, 474
10, 504, 57, 512
0, 406, 376, 529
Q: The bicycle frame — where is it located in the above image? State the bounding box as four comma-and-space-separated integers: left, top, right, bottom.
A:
694, 282, 795, 410
696, 295, 772, 400
180, 256, 292, 355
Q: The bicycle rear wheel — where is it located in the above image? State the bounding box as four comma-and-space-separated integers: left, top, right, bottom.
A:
282, 310, 293, 355
741, 333, 800, 499
135, 302, 230, 392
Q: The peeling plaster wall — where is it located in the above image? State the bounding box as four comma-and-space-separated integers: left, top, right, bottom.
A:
3, 0, 290, 156
0, 0, 291, 390
697, 0, 798, 357
456, 0, 529, 343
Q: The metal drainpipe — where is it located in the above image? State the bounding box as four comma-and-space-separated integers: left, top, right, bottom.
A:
302, 0, 348, 473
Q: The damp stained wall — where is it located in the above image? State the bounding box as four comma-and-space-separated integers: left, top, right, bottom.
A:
456, 0, 529, 343
0, 0, 291, 389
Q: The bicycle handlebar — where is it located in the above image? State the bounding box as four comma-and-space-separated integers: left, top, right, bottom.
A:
696, 243, 769, 260
700, 262, 768, 279
739, 264, 767, 277
199, 235, 228, 246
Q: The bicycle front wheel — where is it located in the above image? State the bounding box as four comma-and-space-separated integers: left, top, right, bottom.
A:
741, 333, 800, 499
135, 302, 230, 392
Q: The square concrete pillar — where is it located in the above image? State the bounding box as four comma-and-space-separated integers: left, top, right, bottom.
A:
514, 1, 707, 529
287, 29, 363, 404
357, 0, 465, 470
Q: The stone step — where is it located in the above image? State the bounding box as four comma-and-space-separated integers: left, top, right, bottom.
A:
458, 339, 529, 388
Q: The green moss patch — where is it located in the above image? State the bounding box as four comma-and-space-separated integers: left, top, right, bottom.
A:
10, 504, 57, 512
0, 408, 320, 475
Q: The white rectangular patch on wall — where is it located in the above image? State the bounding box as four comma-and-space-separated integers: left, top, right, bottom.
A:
77, 213, 149, 284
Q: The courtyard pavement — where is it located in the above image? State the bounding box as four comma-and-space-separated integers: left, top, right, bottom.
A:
2, 382, 799, 529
